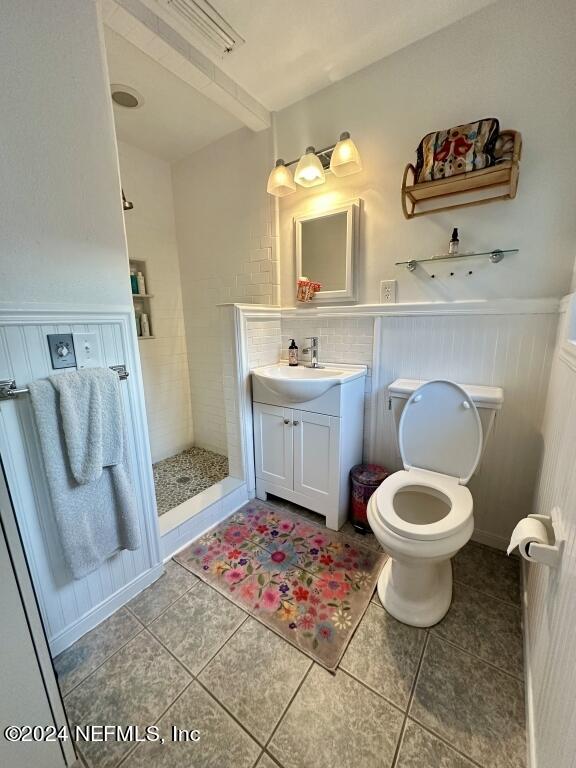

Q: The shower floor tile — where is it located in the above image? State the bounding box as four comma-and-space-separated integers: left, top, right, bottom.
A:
153, 446, 229, 516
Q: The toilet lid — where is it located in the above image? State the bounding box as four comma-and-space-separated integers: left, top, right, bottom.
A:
398, 380, 483, 485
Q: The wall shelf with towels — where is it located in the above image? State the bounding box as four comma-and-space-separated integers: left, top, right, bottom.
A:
401, 130, 522, 219
396, 248, 519, 272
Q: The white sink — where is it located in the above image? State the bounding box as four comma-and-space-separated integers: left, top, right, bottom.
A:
252, 363, 366, 403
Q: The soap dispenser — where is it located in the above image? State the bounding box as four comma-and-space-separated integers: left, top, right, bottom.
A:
449, 228, 459, 255
288, 339, 299, 366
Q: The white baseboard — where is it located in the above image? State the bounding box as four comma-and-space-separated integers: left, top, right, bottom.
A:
49, 563, 164, 656
472, 527, 510, 551
521, 559, 537, 768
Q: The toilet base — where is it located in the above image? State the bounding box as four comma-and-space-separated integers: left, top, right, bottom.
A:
377, 556, 453, 628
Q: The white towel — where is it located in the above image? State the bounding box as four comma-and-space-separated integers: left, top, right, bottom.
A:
49, 367, 123, 483
29, 368, 140, 579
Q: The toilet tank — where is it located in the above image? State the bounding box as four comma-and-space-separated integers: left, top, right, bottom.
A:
388, 378, 504, 467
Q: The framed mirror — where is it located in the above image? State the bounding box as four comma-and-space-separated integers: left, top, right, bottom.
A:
294, 199, 360, 302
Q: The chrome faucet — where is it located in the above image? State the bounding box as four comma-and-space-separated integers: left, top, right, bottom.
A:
303, 336, 324, 368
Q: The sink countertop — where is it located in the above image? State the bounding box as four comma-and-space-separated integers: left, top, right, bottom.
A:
251, 361, 367, 379
251, 362, 367, 403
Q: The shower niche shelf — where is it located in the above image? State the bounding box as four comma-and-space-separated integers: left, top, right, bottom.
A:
129, 258, 154, 340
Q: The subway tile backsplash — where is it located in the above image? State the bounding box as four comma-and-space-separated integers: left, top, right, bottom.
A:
281, 317, 374, 368
246, 318, 282, 369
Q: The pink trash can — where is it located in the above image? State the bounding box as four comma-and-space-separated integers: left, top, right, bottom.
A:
350, 464, 391, 532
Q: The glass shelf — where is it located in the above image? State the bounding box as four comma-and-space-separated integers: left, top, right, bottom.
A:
396, 249, 518, 271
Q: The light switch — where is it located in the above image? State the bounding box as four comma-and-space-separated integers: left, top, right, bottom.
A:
73, 333, 102, 369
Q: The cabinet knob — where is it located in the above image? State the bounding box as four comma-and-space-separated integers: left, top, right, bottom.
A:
283, 418, 290, 425
293, 420, 300, 426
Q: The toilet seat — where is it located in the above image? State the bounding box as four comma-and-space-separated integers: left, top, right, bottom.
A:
372, 380, 479, 543
399, 379, 482, 485
373, 469, 472, 541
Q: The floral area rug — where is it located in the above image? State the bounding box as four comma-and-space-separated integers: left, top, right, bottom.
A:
174, 500, 386, 671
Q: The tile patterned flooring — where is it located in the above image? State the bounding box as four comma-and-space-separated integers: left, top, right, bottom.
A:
153, 447, 229, 516
56, 501, 525, 768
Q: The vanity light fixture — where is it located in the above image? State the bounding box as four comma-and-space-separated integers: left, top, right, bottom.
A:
294, 147, 326, 188
330, 132, 362, 177
266, 132, 362, 197
266, 159, 297, 197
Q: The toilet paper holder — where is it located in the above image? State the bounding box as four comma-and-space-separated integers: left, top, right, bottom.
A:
525, 514, 562, 568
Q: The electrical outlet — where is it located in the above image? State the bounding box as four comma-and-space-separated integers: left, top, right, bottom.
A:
380, 279, 397, 304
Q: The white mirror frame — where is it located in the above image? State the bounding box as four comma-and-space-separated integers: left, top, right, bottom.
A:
294, 199, 360, 303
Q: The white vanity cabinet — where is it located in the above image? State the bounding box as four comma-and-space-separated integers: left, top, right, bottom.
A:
252, 367, 366, 530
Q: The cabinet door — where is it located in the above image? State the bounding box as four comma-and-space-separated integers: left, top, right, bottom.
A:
253, 403, 293, 489
293, 410, 340, 513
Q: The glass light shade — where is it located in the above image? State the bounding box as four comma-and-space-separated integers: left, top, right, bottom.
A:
266, 160, 296, 197
294, 147, 326, 188
330, 132, 362, 177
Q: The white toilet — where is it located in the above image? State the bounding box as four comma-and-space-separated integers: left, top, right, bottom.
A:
368, 378, 503, 627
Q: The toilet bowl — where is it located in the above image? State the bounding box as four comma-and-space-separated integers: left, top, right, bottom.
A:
368, 378, 502, 627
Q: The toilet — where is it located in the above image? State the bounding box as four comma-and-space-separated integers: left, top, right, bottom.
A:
368, 378, 503, 627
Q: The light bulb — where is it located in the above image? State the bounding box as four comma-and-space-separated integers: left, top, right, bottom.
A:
330, 132, 362, 177
266, 159, 296, 197
294, 147, 325, 188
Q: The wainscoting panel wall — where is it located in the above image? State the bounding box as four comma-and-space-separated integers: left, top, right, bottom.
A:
272, 303, 558, 548
525, 301, 576, 768
0, 309, 161, 654
374, 311, 558, 548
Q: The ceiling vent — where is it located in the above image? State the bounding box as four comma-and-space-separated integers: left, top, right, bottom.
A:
158, 0, 244, 55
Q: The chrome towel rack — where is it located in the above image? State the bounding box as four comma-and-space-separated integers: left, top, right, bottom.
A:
0, 365, 129, 401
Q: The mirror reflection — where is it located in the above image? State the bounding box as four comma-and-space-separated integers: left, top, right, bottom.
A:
300, 212, 348, 291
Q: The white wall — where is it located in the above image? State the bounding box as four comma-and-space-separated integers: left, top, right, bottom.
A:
0, 0, 161, 652
220, 306, 253, 479
525, 300, 576, 768
0, 0, 132, 308
118, 142, 194, 462
277, 304, 558, 548
276, 0, 576, 306
171, 127, 278, 455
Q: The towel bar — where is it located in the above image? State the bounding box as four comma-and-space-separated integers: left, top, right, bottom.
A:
0, 365, 129, 401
